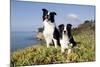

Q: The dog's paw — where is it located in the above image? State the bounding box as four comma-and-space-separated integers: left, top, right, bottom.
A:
67, 49, 72, 54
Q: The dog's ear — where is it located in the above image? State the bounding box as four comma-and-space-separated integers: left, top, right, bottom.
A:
52, 12, 57, 15
50, 12, 57, 16
67, 24, 72, 28
42, 8, 48, 21
58, 24, 64, 30
58, 24, 64, 28
42, 8, 48, 12
42, 8, 48, 15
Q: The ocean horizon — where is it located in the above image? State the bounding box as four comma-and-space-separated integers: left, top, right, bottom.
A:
11, 31, 39, 52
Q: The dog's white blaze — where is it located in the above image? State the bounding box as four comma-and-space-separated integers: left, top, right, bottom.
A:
64, 26, 66, 31
47, 12, 50, 15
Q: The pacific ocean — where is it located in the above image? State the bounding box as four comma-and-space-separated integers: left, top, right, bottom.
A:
11, 31, 39, 52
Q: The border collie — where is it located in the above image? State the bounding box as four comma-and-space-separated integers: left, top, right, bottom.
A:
58, 24, 76, 54
42, 8, 60, 48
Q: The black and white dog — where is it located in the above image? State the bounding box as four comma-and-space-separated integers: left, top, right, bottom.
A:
58, 24, 76, 53
42, 8, 60, 48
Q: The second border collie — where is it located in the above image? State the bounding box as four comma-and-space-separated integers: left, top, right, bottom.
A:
42, 8, 60, 48
58, 24, 76, 54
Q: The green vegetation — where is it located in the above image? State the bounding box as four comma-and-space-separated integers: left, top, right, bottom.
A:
11, 20, 95, 67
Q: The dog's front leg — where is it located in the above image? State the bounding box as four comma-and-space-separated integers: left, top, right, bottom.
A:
53, 39, 57, 48
61, 43, 65, 53
47, 42, 50, 48
61, 47, 65, 53
67, 48, 72, 54
45, 38, 51, 48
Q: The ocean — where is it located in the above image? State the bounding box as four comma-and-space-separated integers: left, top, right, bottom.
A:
11, 31, 39, 52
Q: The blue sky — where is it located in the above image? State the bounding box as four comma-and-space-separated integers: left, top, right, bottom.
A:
11, 0, 95, 31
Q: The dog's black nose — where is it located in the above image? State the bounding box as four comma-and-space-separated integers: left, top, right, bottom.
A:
64, 31, 66, 33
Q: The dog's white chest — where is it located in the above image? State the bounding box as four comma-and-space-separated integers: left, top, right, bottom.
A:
60, 34, 69, 48
43, 20, 55, 34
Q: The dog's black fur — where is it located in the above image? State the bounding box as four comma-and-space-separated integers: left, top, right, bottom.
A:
53, 27, 60, 46
67, 24, 76, 47
58, 24, 64, 39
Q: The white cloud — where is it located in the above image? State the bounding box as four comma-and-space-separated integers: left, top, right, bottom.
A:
67, 14, 79, 20
66, 13, 81, 27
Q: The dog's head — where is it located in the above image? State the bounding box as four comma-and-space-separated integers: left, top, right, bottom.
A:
42, 8, 56, 22
58, 24, 72, 37
58, 24, 68, 37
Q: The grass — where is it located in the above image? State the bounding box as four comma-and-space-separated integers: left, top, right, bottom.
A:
11, 21, 95, 67
11, 30, 95, 67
